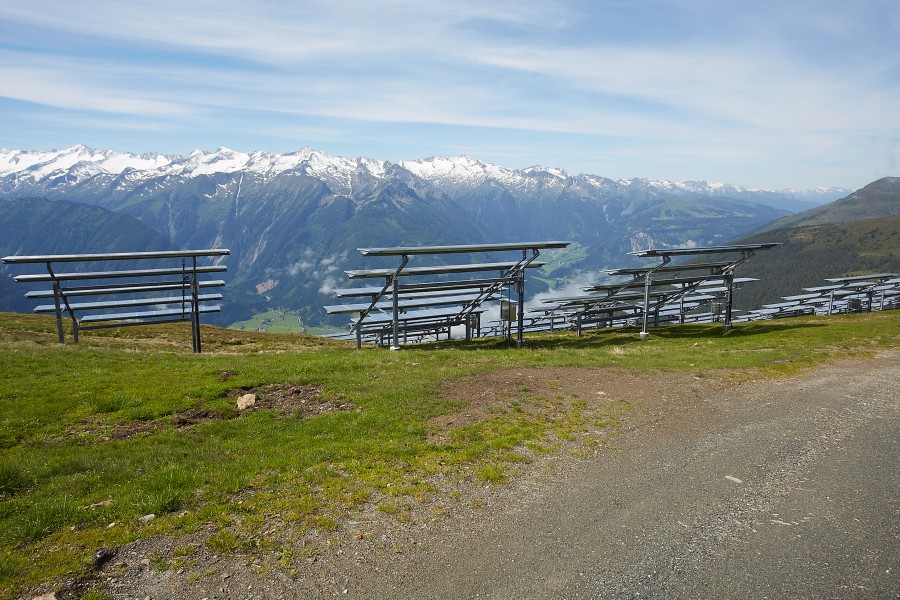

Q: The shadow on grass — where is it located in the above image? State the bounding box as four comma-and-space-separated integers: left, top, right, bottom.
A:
645, 321, 828, 340
421, 320, 829, 352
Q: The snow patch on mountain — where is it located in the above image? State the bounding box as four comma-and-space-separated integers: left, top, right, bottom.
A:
0, 146, 389, 193
398, 155, 519, 187
0, 145, 849, 203
0, 145, 172, 179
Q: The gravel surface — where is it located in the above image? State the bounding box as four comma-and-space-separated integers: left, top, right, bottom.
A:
57, 350, 899, 600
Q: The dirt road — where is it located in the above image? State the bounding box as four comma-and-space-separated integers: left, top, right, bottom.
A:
356, 351, 900, 599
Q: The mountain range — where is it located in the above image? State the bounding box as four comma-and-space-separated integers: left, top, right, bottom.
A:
0, 145, 854, 326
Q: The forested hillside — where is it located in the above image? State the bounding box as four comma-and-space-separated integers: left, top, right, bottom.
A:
734, 214, 900, 310
0, 197, 175, 314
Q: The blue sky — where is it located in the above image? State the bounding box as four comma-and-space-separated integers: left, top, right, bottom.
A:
1, 0, 898, 190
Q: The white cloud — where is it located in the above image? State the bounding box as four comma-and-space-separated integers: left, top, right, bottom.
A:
0, 61, 189, 116
287, 260, 315, 276
318, 276, 339, 296
528, 270, 601, 309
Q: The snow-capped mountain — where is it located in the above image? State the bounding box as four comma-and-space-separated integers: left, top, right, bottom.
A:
0, 146, 173, 180
1, 146, 847, 208
398, 155, 848, 209
0, 145, 851, 326
0, 145, 393, 198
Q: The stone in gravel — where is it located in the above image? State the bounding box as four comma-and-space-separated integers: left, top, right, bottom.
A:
94, 547, 116, 568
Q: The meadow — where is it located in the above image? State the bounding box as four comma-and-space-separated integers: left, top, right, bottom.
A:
0, 310, 896, 598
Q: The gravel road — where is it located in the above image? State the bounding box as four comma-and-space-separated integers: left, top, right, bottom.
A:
356, 350, 900, 599
78, 350, 899, 600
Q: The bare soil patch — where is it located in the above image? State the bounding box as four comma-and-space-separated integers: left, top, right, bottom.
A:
229, 383, 359, 419
100, 383, 357, 441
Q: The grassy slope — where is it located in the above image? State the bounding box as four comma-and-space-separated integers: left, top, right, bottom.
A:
228, 308, 341, 335
751, 176, 900, 234
0, 311, 898, 597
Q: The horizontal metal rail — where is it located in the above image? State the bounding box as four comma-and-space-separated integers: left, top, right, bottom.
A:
358, 241, 570, 256
33, 294, 223, 313
605, 261, 734, 276
2, 249, 230, 264
79, 305, 220, 323
351, 306, 487, 326
346, 261, 545, 279
630, 243, 779, 258
25, 280, 225, 299
15, 265, 227, 283
324, 293, 497, 315
333, 277, 517, 298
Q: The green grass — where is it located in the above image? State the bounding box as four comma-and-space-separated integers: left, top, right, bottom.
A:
537, 242, 589, 277
229, 309, 341, 335
0, 310, 897, 598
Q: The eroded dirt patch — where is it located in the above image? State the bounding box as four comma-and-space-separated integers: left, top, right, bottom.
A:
229, 382, 359, 418
215, 369, 239, 381
103, 421, 159, 440
431, 366, 741, 440
101, 384, 356, 441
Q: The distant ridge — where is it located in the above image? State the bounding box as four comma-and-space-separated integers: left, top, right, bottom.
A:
752, 176, 900, 234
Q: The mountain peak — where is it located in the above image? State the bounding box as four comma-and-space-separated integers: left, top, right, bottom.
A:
522, 165, 568, 179
860, 176, 900, 191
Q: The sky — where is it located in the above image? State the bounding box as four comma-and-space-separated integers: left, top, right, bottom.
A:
1, 0, 899, 190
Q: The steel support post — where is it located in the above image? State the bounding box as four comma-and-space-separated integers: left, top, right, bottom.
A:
191, 281, 200, 353
516, 254, 526, 349
189, 257, 204, 352
52, 280, 65, 344
640, 274, 652, 340
191, 273, 202, 353
723, 272, 734, 331
45, 263, 67, 344
390, 262, 403, 351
